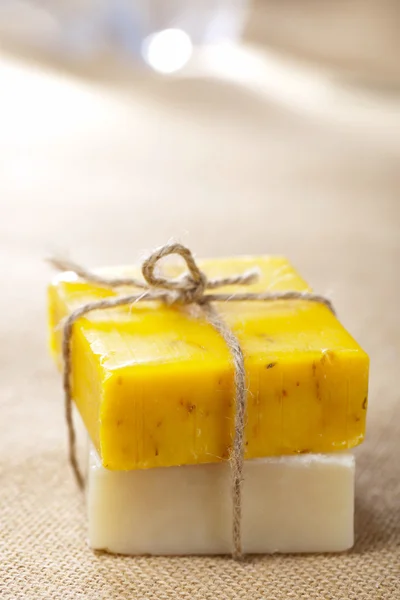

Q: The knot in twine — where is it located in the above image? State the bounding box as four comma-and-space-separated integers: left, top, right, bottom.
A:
49, 243, 335, 561
142, 244, 208, 304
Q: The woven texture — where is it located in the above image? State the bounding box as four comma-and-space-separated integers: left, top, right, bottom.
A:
0, 52, 400, 599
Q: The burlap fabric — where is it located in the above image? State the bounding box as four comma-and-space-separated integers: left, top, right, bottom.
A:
0, 52, 399, 598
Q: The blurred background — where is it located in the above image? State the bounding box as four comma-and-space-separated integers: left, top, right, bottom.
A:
0, 0, 399, 384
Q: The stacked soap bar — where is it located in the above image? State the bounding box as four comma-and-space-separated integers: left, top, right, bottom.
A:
88, 447, 355, 554
48, 256, 369, 554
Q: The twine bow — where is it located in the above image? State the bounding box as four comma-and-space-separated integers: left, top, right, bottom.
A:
50, 243, 335, 560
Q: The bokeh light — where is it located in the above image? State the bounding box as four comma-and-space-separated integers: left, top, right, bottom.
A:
142, 28, 193, 74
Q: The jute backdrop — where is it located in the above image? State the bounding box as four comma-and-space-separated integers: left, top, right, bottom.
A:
0, 51, 399, 599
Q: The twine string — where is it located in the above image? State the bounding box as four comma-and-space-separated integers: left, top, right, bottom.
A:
50, 243, 335, 560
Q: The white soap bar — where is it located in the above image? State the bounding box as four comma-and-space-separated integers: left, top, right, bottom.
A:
87, 447, 354, 555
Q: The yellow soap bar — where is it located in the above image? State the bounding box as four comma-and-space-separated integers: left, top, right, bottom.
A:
48, 257, 369, 470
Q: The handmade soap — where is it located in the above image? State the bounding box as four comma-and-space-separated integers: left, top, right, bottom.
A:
87, 445, 355, 555
48, 257, 369, 470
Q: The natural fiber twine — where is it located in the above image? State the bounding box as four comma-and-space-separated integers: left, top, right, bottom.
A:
49, 242, 335, 560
